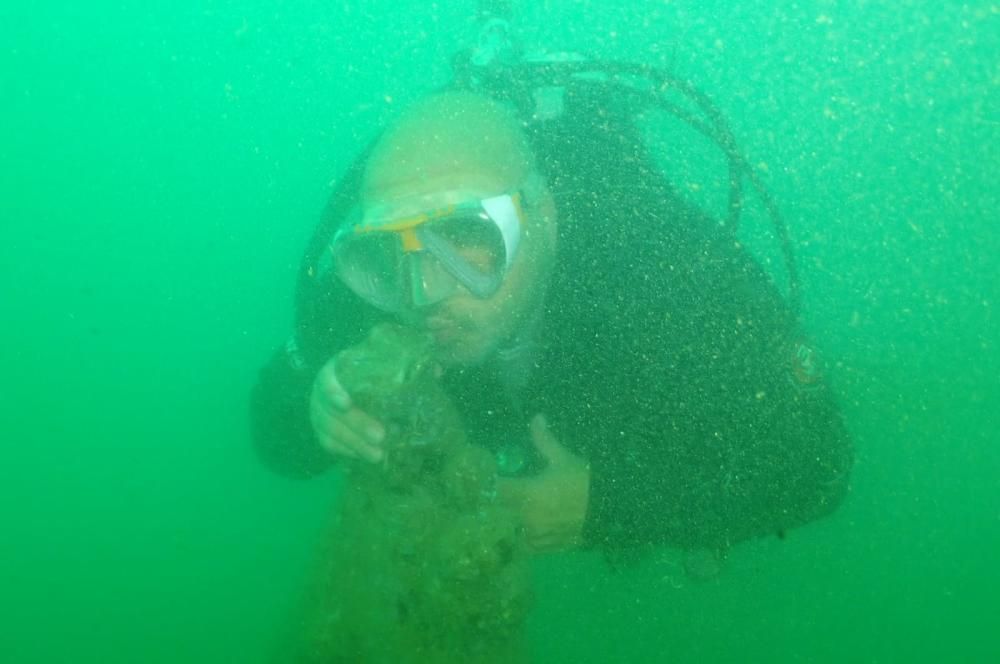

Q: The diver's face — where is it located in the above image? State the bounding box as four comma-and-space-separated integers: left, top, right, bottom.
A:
408, 193, 556, 366
358, 98, 556, 365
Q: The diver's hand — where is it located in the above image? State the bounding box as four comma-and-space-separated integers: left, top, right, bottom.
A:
497, 414, 590, 554
309, 358, 386, 463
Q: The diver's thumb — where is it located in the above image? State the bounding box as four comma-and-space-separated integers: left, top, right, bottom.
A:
529, 414, 565, 464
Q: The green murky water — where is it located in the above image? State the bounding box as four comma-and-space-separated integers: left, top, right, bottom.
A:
2, 2, 996, 662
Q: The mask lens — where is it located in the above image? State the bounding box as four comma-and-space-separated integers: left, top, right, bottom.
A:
332, 230, 408, 312
425, 212, 507, 276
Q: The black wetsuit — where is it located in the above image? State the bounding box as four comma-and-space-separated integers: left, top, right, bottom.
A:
250, 98, 853, 553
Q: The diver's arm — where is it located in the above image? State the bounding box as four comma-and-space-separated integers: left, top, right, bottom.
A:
251, 341, 335, 478
250, 278, 373, 478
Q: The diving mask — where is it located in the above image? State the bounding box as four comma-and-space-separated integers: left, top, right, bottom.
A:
332, 176, 541, 312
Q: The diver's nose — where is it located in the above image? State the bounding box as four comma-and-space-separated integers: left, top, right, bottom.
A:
404, 251, 457, 309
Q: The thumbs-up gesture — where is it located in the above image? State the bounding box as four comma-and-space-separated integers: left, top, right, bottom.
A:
497, 414, 591, 553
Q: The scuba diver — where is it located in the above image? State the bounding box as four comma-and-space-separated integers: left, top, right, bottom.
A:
249, 8, 852, 560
